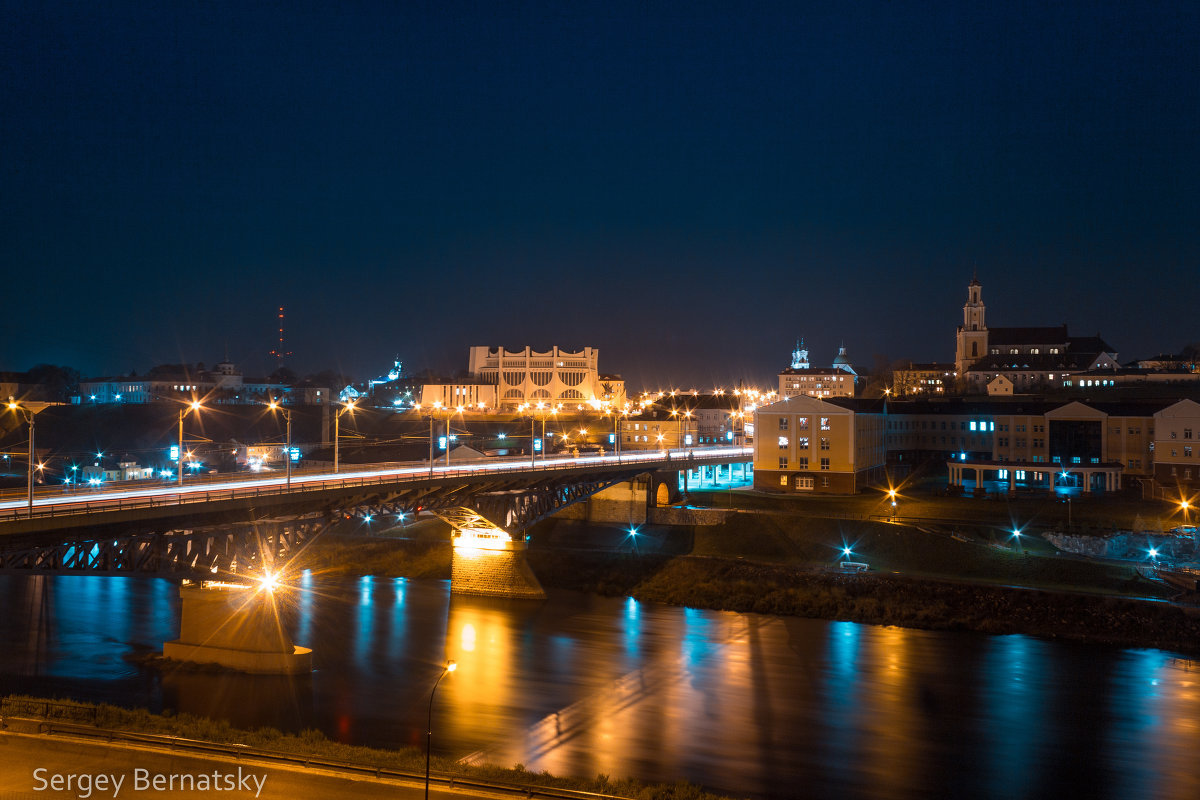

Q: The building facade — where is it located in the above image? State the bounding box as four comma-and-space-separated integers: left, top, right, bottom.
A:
1152, 399, 1200, 498
777, 340, 858, 399
468, 346, 621, 409
419, 383, 499, 410
752, 395, 887, 494
952, 277, 1120, 394
892, 362, 956, 396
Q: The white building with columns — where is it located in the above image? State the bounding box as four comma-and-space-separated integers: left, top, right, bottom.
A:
468, 346, 623, 409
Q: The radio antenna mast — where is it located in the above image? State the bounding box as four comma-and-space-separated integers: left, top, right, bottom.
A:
269, 306, 292, 367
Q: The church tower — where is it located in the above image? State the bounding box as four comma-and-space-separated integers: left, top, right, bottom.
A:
790, 338, 810, 370
955, 275, 988, 378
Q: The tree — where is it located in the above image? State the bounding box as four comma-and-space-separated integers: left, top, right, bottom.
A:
22, 364, 81, 403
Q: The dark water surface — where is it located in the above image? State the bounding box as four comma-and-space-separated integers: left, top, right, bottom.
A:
2, 573, 1199, 799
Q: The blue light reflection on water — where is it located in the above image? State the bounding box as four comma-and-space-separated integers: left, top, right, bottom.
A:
295, 569, 313, 646
354, 576, 374, 670
624, 596, 640, 659
2, 575, 1200, 800
387, 577, 408, 664
980, 634, 1044, 799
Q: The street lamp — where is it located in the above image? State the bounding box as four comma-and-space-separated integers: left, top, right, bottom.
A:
7, 401, 50, 517
333, 400, 356, 474
447, 405, 464, 469
177, 400, 203, 486
425, 660, 457, 800
267, 400, 292, 489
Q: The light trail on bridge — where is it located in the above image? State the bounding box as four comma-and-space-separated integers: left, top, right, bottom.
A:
0, 446, 751, 520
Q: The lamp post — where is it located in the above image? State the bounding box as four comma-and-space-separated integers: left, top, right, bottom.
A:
268, 400, 292, 489
178, 401, 203, 486
333, 400, 356, 474
447, 406, 464, 469
425, 660, 457, 800
7, 401, 48, 517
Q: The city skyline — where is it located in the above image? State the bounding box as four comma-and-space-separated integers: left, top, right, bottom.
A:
3, 1, 1197, 387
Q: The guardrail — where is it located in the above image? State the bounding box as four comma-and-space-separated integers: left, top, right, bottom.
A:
0, 447, 752, 525
2, 717, 635, 800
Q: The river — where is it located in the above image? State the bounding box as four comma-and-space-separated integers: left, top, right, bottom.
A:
2, 573, 1198, 799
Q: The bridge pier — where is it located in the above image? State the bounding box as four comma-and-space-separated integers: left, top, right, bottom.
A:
450, 530, 546, 600
163, 580, 312, 674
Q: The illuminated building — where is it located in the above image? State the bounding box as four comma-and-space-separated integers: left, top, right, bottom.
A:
467, 346, 623, 409
618, 405, 700, 451
892, 362, 956, 396
78, 360, 310, 405
752, 394, 887, 493
777, 339, 858, 399
953, 276, 1120, 394
1152, 399, 1200, 496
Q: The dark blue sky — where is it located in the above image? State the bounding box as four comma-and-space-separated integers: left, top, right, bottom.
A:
3, 1, 1197, 388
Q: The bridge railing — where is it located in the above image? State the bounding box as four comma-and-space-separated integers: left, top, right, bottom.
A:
0, 447, 752, 525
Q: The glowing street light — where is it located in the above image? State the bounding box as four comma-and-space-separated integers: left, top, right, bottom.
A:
177, 400, 203, 487
333, 400, 357, 474
425, 660, 457, 800
267, 400, 292, 489
7, 400, 51, 517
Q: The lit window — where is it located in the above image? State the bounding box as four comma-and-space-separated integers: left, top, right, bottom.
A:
778, 436, 789, 448
820, 417, 831, 431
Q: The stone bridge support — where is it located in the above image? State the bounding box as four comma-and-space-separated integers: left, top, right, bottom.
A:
163, 580, 312, 674
433, 509, 546, 599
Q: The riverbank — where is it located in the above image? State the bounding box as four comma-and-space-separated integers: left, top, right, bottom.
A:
0, 695, 732, 800
301, 505, 1200, 656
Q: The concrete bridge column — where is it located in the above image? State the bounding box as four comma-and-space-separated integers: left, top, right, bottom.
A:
450, 533, 546, 600
163, 580, 312, 674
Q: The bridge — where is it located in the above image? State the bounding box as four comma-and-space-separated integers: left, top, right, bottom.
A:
0, 445, 751, 671
0, 446, 751, 581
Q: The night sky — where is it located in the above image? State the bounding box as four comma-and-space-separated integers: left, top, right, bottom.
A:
3, 1, 1197, 389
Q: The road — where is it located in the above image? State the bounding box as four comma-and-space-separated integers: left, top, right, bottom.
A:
0, 446, 751, 523
0, 733, 505, 800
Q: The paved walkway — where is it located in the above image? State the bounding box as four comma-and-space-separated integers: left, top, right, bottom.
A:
0, 730, 500, 800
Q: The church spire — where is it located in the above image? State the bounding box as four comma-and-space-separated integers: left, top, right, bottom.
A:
791, 338, 809, 370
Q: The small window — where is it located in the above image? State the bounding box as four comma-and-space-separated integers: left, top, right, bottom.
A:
820, 417, 831, 431
798, 456, 808, 469
780, 475, 789, 486
779, 417, 789, 431
820, 437, 830, 451
778, 457, 788, 469
778, 436, 789, 448
820, 457, 830, 470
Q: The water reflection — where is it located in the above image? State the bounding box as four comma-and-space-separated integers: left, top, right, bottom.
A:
1, 574, 1199, 799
